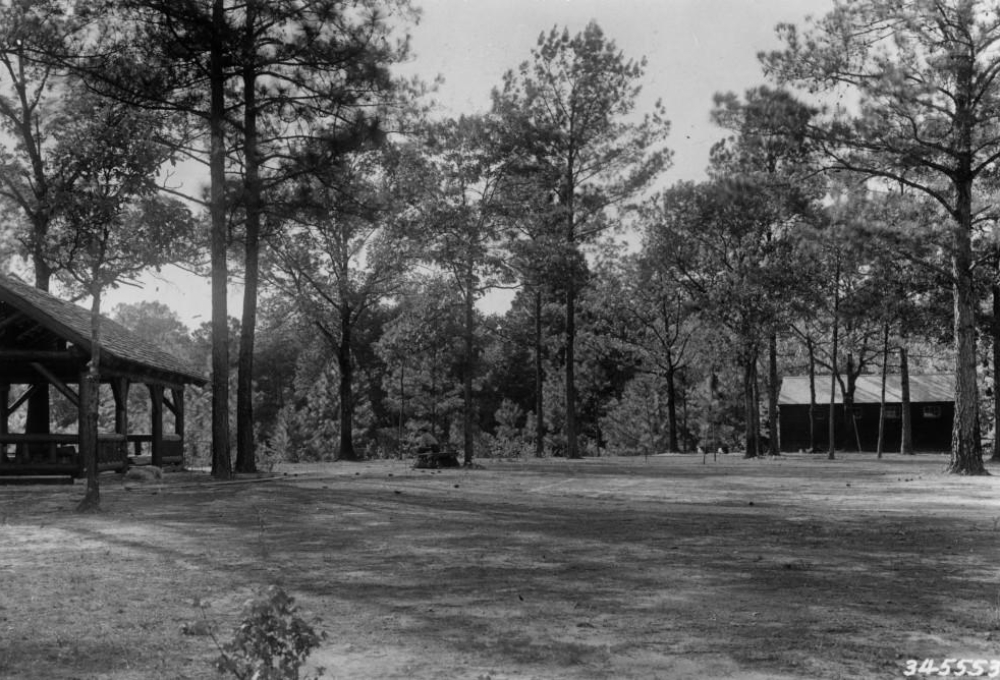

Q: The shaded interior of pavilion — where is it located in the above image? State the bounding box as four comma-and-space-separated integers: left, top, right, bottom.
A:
0, 274, 205, 478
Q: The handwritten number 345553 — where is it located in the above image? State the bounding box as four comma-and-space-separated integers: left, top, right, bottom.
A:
903, 659, 1000, 677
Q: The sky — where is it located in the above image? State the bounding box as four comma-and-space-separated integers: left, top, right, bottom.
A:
404, 0, 833, 183
106, 0, 835, 327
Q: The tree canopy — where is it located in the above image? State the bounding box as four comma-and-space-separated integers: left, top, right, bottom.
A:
2, 7, 990, 486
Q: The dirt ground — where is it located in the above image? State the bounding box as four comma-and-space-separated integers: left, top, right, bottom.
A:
1, 452, 1000, 680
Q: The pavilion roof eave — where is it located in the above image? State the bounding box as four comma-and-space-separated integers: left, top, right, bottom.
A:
0, 274, 206, 386
100, 360, 206, 390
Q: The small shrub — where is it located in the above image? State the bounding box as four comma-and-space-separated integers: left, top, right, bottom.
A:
256, 438, 286, 473
258, 418, 293, 470
495, 399, 525, 441
215, 586, 325, 680
488, 433, 533, 459
185, 438, 212, 469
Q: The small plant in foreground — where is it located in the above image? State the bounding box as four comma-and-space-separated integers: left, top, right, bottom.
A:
215, 586, 325, 680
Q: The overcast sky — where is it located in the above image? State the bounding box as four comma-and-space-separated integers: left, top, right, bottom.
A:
113, 0, 835, 326
403, 0, 833, 181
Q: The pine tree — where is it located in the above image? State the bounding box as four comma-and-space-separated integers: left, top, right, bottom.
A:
492, 21, 671, 458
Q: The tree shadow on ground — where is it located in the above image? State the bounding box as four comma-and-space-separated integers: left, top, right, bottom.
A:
2, 457, 997, 679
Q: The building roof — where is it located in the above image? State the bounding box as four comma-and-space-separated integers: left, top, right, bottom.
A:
0, 273, 205, 386
779, 373, 954, 406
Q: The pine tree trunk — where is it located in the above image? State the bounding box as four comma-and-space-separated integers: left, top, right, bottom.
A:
899, 344, 913, 455
949, 178, 986, 474
665, 362, 679, 452
462, 273, 475, 466
565, 278, 579, 458
828, 259, 841, 460
946, 74, 986, 473
23, 63, 55, 451
236, 230, 259, 472
534, 289, 545, 457
807, 337, 817, 453
846, 355, 861, 452
877, 322, 889, 458
743, 348, 759, 458
768, 332, 779, 455
751, 358, 761, 452
209, 0, 232, 479
26, 263, 52, 453
235, 1, 260, 474
337, 308, 357, 461
397, 362, 405, 452
992, 280, 1000, 461
564, 158, 579, 460
828, 373, 837, 459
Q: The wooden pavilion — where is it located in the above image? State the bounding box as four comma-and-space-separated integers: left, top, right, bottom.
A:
0, 274, 205, 478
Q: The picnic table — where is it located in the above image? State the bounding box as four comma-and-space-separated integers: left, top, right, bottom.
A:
413, 449, 461, 469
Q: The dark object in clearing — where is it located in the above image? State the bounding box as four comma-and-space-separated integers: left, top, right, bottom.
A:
413, 451, 461, 469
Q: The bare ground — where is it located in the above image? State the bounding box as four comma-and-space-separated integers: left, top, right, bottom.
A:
1, 452, 1000, 680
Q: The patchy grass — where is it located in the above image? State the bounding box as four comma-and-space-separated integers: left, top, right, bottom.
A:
1, 452, 999, 679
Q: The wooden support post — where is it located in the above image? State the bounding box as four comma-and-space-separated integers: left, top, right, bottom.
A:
171, 388, 185, 437
149, 384, 164, 467
1, 382, 8, 464
111, 378, 132, 468
111, 379, 130, 438
164, 390, 177, 433
111, 379, 130, 465
1, 383, 8, 437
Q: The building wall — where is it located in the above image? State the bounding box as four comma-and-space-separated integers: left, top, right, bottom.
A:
778, 402, 954, 452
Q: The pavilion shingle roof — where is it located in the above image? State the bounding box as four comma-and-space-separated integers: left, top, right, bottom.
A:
0, 274, 205, 385
779, 374, 954, 405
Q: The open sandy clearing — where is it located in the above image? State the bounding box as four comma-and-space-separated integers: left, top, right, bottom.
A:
1, 453, 999, 679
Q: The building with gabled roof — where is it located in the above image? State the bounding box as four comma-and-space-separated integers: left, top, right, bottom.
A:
778, 373, 954, 453
0, 273, 205, 478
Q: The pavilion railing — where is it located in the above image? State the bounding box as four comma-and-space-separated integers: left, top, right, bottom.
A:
0, 433, 129, 477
